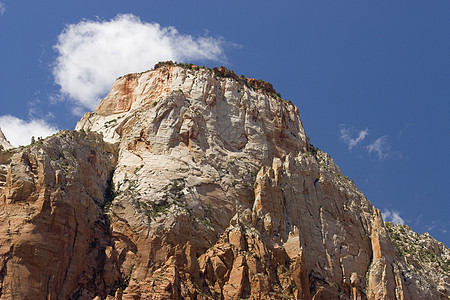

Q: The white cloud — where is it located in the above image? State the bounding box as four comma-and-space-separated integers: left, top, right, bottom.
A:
0, 115, 59, 147
53, 14, 225, 111
339, 125, 369, 150
382, 209, 404, 225
0, 1, 5, 15
366, 135, 390, 159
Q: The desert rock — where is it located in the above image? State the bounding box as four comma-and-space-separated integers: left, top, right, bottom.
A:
0, 63, 447, 299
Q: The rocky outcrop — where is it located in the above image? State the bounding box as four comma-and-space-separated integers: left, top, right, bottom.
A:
0, 130, 118, 299
0, 63, 447, 299
0, 127, 12, 150
385, 222, 450, 299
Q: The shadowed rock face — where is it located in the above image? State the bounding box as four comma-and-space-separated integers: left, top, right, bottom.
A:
0, 65, 448, 299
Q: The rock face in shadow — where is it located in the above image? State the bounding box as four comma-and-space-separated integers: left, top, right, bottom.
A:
0, 64, 448, 299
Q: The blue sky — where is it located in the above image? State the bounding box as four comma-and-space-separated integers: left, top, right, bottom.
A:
0, 1, 449, 245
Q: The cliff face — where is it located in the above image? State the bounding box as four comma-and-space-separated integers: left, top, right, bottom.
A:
0, 64, 448, 299
0, 131, 118, 299
385, 223, 450, 298
0, 128, 12, 151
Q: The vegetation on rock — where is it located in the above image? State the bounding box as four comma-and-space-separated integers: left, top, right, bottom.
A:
153, 61, 291, 102
385, 222, 450, 276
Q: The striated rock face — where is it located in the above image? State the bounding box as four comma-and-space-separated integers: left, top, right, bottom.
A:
0, 127, 12, 150
0, 64, 448, 299
0, 131, 118, 299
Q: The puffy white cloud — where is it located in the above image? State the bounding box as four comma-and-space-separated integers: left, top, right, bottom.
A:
53, 14, 225, 111
339, 125, 369, 150
0, 115, 59, 147
382, 209, 404, 225
0, 1, 5, 15
367, 135, 390, 159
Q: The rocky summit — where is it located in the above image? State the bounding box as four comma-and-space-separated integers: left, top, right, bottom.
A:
0, 62, 448, 299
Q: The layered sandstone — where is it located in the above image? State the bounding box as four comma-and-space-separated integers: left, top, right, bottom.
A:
0, 64, 447, 299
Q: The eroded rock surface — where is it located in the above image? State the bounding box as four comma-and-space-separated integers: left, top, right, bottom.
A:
0, 131, 118, 299
385, 222, 450, 299
0, 64, 448, 299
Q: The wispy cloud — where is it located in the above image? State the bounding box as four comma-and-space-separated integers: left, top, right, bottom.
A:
424, 220, 449, 236
398, 123, 412, 137
426, 222, 436, 232
53, 14, 226, 111
27, 98, 56, 121
339, 125, 369, 150
414, 214, 423, 226
382, 209, 404, 225
0, 1, 6, 15
0, 115, 59, 147
366, 135, 390, 160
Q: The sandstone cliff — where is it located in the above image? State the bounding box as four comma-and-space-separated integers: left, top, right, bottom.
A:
0, 127, 12, 151
0, 63, 448, 299
0, 131, 118, 299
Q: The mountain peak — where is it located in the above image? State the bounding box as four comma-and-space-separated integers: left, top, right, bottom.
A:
76, 62, 306, 155
0, 64, 448, 299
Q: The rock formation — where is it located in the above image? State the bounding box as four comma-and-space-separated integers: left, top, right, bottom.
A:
0, 127, 12, 151
0, 63, 448, 299
385, 222, 450, 299
0, 130, 118, 299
